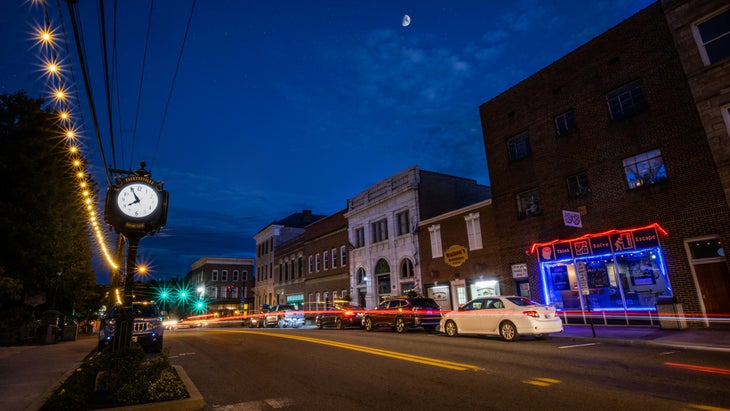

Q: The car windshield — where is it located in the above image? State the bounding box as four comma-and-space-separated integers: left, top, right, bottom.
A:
506, 297, 541, 307
412, 299, 440, 309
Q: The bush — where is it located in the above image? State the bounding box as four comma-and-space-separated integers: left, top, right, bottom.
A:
40, 343, 188, 410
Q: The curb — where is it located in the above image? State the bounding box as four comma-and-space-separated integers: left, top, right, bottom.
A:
551, 334, 730, 353
95, 365, 204, 411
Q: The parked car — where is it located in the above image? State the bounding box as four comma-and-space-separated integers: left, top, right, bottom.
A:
98, 301, 164, 352
439, 295, 564, 342
264, 304, 305, 328
362, 295, 441, 333
242, 310, 268, 328
315, 305, 364, 329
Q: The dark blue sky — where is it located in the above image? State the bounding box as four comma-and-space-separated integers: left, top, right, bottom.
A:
1, 0, 653, 282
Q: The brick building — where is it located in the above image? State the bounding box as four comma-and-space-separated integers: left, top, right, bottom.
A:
479, 1, 730, 327
186, 257, 255, 316
417, 199, 501, 311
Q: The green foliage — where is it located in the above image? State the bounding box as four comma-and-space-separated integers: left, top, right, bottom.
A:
40, 344, 189, 410
0, 91, 103, 337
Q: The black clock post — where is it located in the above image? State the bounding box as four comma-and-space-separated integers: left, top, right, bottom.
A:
104, 162, 169, 352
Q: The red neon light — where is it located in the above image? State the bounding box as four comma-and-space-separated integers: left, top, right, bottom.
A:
528, 222, 668, 254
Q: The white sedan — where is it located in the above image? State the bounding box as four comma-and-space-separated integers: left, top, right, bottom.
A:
440, 296, 563, 342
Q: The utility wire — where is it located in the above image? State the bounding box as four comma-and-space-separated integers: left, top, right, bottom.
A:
98, 0, 117, 170
112, 0, 125, 169
130, 0, 156, 170
65, 0, 112, 187
151, 0, 197, 167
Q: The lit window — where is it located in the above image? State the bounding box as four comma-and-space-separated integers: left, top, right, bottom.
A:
606, 80, 647, 120
517, 188, 542, 218
428, 225, 443, 258
507, 131, 531, 161
566, 171, 590, 197
396, 210, 410, 236
692, 8, 730, 65
464, 213, 483, 250
555, 110, 576, 136
623, 149, 667, 189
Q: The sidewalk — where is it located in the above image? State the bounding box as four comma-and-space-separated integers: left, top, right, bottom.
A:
1, 326, 729, 411
0, 335, 96, 411
554, 324, 730, 352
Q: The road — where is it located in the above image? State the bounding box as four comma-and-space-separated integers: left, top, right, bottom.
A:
165, 326, 730, 411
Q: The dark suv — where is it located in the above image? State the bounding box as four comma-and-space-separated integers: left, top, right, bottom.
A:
98, 301, 164, 352
362, 296, 442, 333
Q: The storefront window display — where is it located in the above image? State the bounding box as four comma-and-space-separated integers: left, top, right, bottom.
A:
532, 223, 672, 312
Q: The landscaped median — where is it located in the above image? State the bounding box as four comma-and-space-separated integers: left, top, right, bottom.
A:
40, 344, 204, 411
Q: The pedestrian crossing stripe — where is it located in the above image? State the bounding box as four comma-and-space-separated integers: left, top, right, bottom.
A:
523, 377, 561, 387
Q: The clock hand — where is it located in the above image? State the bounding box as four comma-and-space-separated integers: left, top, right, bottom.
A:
128, 199, 140, 206
129, 188, 141, 202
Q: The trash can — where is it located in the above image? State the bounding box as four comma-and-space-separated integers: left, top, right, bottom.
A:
655, 296, 688, 330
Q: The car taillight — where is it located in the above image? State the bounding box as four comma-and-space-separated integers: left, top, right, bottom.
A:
523, 310, 539, 318
344, 311, 354, 317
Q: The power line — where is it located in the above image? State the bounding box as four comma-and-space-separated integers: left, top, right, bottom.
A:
151, 0, 197, 167
130, 0, 156, 170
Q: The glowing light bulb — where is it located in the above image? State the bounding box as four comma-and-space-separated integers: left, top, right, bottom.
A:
69, 146, 78, 154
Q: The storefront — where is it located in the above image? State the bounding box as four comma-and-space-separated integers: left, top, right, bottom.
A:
530, 223, 673, 325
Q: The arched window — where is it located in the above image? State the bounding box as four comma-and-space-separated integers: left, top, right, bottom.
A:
374, 259, 390, 275
357, 267, 366, 284
400, 259, 414, 278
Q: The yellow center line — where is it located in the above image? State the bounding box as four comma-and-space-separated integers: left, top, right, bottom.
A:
207, 329, 483, 371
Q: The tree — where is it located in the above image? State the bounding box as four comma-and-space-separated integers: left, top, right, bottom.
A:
0, 92, 101, 335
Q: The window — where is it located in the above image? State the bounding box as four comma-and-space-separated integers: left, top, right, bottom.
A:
566, 171, 590, 197
371, 219, 388, 243
507, 131, 531, 160
517, 188, 542, 218
354, 227, 365, 248
222, 270, 228, 282
340, 245, 347, 266
323, 251, 329, 270
396, 210, 410, 236
357, 267, 366, 284
232, 270, 239, 281
331, 248, 337, 268
693, 8, 730, 65
211, 287, 218, 298
428, 224, 443, 258
623, 149, 667, 189
554, 110, 576, 136
315, 253, 321, 272
212, 270, 218, 281
308, 255, 313, 273
400, 259, 414, 278
606, 80, 647, 120
298, 256, 303, 278
464, 213, 483, 250
242, 271, 247, 282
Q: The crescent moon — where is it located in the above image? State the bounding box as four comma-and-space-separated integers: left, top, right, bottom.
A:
402, 14, 411, 27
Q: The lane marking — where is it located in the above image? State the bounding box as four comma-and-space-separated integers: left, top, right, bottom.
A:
523, 377, 562, 387
207, 329, 483, 371
558, 342, 600, 349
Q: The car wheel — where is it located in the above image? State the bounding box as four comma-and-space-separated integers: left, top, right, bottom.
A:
533, 333, 546, 340
278, 319, 286, 328
364, 317, 373, 332
395, 317, 407, 333
444, 320, 458, 337
335, 318, 344, 330
500, 321, 519, 342
152, 337, 163, 353
316, 318, 323, 329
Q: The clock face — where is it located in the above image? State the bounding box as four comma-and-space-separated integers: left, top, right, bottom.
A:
116, 182, 160, 218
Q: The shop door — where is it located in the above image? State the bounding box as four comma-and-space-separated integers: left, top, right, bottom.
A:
694, 262, 730, 315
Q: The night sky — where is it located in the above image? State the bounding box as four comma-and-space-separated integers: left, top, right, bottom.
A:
0, 0, 654, 282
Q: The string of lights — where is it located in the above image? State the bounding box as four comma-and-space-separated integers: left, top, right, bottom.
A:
30, 0, 118, 271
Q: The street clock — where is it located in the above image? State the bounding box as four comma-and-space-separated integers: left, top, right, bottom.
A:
105, 168, 169, 235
